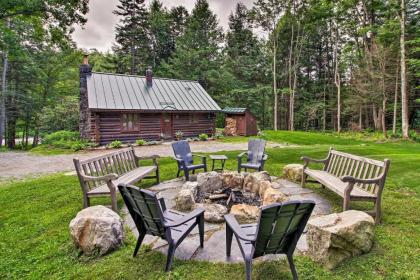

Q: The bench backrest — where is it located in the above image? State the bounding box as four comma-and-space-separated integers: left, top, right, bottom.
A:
325, 149, 389, 195
74, 147, 138, 191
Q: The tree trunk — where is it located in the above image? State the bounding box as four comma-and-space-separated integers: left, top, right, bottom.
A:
359, 106, 363, 130
400, 0, 409, 138
393, 63, 399, 134
333, 26, 341, 133
273, 37, 278, 130
0, 19, 9, 147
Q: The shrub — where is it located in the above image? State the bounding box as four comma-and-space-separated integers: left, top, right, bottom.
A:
108, 140, 122, 149
214, 130, 224, 139
198, 133, 208, 141
146, 141, 158, 145
175, 131, 184, 141
41, 130, 89, 151
136, 139, 145, 146
42, 130, 80, 144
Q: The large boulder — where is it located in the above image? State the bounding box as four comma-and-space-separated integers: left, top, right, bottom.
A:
221, 171, 245, 188
69, 205, 124, 256
195, 203, 228, 223
306, 210, 375, 269
174, 189, 196, 212
230, 204, 260, 224
283, 164, 304, 182
243, 171, 271, 194
197, 171, 223, 193
262, 187, 289, 206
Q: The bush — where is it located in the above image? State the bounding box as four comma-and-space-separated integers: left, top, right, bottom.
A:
214, 130, 224, 139
198, 133, 208, 141
108, 140, 122, 149
41, 130, 89, 151
136, 139, 146, 146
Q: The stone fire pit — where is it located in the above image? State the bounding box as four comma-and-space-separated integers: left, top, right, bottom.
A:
123, 170, 333, 263
173, 171, 289, 223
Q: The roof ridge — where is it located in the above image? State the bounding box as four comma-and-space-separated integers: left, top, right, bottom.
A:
91, 71, 200, 83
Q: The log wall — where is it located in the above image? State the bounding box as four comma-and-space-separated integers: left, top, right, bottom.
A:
91, 112, 216, 145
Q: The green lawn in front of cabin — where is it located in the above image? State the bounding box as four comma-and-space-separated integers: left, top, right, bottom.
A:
0, 131, 419, 279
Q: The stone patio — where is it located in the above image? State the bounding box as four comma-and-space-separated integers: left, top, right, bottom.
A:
123, 176, 332, 263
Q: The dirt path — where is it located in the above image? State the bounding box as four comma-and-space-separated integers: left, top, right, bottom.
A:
0, 141, 282, 181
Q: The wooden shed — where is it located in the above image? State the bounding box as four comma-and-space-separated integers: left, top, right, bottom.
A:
223, 107, 258, 136
79, 60, 221, 145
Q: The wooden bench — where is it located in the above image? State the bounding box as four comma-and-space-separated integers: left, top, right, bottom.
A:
301, 148, 390, 223
73, 147, 159, 211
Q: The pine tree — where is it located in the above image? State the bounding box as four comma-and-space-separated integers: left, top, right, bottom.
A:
161, 0, 223, 93
113, 0, 149, 75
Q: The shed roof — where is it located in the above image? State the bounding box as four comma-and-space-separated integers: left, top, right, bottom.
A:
223, 107, 247, 114
86, 72, 221, 112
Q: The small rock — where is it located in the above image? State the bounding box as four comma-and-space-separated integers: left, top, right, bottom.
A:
174, 189, 196, 212
69, 205, 124, 256
243, 171, 271, 194
283, 164, 304, 182
195, 203, 228, 223
182, 181, 198, 197
306, 210, 375, 269
221, 171, 245, 188
197, 171, 223, 193
258, 180, 272, 198
230, 204, 260, 223
262, 187, 288, 206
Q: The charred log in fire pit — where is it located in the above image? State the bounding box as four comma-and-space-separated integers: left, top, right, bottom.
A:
196, 187, 261, 210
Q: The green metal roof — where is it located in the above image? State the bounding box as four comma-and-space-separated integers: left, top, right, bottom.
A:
223, 107, 247, 114
87, 72, 221, 112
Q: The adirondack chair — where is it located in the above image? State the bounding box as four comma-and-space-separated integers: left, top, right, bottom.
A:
118, 183, 205, 272
172, 140, 207, 181
225, 201, 315, 280
237, 139, 268, 172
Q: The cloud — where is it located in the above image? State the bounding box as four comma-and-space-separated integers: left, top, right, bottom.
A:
72, 0, 254, 52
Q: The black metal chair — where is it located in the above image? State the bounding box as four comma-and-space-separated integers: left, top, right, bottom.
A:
225, 201, 315, 280
118, 183, 205, 272
237, 139, 268, 172
172, 140, 207, 181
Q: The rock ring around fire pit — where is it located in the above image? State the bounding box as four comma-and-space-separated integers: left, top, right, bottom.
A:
123, 171, 333, 263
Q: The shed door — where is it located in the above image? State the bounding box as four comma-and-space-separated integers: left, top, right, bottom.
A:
237, 116, 246, 136
161, 113, 173, 139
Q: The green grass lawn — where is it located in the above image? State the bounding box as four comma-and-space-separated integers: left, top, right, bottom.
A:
1, 131, 419, 279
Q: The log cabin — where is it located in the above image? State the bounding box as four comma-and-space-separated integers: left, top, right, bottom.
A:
79, 56, 221, 145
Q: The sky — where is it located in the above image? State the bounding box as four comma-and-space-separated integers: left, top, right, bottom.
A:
72, 0, 253, 52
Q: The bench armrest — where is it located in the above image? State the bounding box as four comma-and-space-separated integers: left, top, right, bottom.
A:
134, 154, 159, 166
301, 156, 328, 168
341, 175, 383, 184
224, 214, 256, 242
164, 208, 205, 228
81, 173, 118, 182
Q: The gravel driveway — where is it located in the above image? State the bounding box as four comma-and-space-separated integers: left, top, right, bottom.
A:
0, 141, 278, 181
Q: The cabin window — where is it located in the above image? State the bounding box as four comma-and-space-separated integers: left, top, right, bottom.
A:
189, 114, 199, 124
121, 113, 139, 132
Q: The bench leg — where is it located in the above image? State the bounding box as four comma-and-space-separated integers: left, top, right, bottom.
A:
343, 195, 350, 211
83, 195, 90, 208
301, 171, 307, 187
108, 182, 118, 212
374, 199, 381, 224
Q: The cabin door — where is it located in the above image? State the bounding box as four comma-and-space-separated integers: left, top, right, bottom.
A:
161, 113, 173, 139
237, 116, 246, 136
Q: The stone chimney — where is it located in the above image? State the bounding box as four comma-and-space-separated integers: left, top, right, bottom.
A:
146, 66, 153, 87
79, 54, 92, 140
